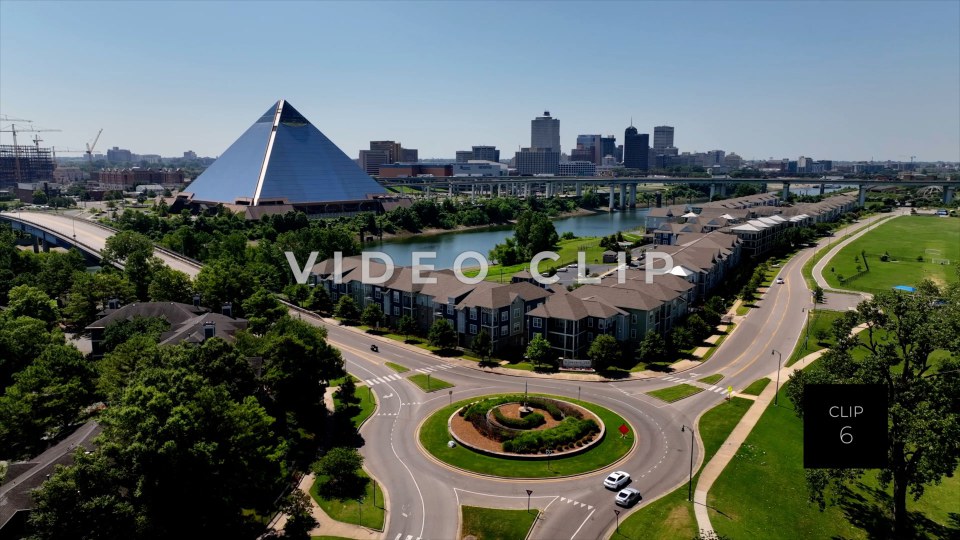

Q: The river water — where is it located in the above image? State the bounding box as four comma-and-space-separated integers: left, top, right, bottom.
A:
368, 208, 652, 268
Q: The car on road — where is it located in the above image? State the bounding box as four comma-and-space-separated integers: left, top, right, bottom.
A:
615, 487, 642, 507
775, 277, 785, 284
603, 471, 631, 490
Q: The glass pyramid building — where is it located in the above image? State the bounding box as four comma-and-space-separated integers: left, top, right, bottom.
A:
185, 100, 386, 206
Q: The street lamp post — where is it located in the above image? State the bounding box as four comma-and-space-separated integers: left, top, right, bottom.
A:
771, 349, 783, 406
681, 425, 694, 502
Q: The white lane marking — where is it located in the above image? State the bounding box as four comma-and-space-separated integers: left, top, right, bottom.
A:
570, 508, 596, 540
709, 385, 717, 391
588, 505, 594, 510
406, 535, 413, 540
560, 497, 567, 502
394, 534, 401, 540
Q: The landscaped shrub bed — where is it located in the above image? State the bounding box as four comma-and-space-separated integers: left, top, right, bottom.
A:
492, 408, 545, 429
502, 417, 600, 454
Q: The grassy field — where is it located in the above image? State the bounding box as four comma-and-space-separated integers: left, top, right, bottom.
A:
385, 361, 409, 373
420, 394, 633, 477
462, 235, 612, 281
460, 506, 539, 540
786, 309, 846, 366
617, 398, 753, 539
407, 373, 454, 392
698, 374, 724, 385
310, 469, 385, 530
343, 385, 376, 428
709, 386, 960, 539
740, 378, 770, 396
823, 215, 960, 293
646, 383, 704, 403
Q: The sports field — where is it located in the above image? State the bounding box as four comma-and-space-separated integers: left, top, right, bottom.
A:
823, 215, 959, 292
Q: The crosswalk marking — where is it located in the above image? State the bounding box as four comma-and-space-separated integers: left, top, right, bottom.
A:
709, 385, 717, 391
560, 497, 567, 502
406, 535, 413, 540
588, 505, 594, 510
394, 534, 401, 540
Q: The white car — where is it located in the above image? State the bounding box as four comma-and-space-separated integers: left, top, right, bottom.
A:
603, 471, 631, 490
775, 277, 785, 284
615, 487, 642, 507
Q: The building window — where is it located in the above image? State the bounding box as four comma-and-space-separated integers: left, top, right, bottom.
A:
501, 325, 508, 336
469, 324, 477, 334
533, 318, 542, 329
393, 291, 399, 302
588, 318, 593, 328
631, 314, 637, 323
470, 308, 477, 320
447, 303, 454, 315
631, 330, 637, 338
513, 322, 520, 332
588, 332, 593, 341
514, 308, 521, 318
393, 306, 399, 316
375, 289, 382, 300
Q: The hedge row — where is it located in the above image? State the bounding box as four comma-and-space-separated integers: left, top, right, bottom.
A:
492, 408, 546, 429
501, 417, 600, 454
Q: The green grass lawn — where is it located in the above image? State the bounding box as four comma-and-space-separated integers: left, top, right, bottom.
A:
740, 378, 770, 396
385, 361, 409, 373
823, 215, 960, 293
420, 394, 634, 477
460, 506, 539, 540
310, 469, 385, 530
708, 386, 960, 539
698, 374, 724, 385
462, 235, 611, 281
617, 398, 753, 540
329, 374, 360, 386
340, 385, 376, 428
786, 309, 846, 366
407, 373, 454, 392
646, 383, 704, 403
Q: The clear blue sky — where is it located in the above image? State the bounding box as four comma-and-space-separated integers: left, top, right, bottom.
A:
2, 1, 958, 162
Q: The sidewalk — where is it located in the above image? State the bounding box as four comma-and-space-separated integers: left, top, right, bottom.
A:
692, 324, 868, 535
269, 473, 382, 540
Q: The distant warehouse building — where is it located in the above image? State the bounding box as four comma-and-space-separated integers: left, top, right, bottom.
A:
181, 100, 393, 218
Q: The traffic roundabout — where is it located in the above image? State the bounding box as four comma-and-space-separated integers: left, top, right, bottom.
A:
418, 393, 636, 478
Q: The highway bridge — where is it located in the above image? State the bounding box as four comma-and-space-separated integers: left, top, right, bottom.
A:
376, 175, 958, 208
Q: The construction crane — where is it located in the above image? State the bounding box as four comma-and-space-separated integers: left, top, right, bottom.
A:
0, 122, 61, 183
86, 129, 103, 164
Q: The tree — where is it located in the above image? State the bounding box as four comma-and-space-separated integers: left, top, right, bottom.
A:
283, 283, 311, 307
639, 331, 667, 362
6, 284, 59, 328
0, 315, 61, 388
334, 295, 360, 322
37, 249, 86, 301
472, 328, 493, 363
32, 189, 47, 204
311, 447, 363, 499
740, 283, 756, 303
242, 288, 288, 334
428, 319, 457, 350
361, 303, 386, 329
102, 230, 156, 300
588, 334, 620, 371
785, 283, 960, 538
813, 285, 825, 304
280, 490, 317, 539
148, 263, 194, 303
525, 333, 556, 370
397, 315, 418, 340
514, 210, 559, 259
685, 314, 713, 342
308, 286, 333, 314
101, 315, 170, 354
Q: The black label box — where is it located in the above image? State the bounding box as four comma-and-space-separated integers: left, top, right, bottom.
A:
804, 384, 887, 469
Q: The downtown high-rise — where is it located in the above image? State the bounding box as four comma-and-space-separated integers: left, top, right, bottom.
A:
531, 111, 560, 152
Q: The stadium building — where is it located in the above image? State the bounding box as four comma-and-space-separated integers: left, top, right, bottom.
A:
180, 100, 393, 218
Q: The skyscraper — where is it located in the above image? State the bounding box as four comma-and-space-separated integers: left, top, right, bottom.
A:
531, 111, 560, 152
653, 126, 674, 152
600, 135, 617, 162
623, 125, 649, 171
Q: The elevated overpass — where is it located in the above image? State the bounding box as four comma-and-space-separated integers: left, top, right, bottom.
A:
376, 175, 958, 208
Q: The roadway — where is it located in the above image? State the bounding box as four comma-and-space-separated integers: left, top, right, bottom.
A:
6, 209, 823, 540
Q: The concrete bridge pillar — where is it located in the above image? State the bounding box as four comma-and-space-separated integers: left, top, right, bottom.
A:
944, 186, 955, 204
782, 182, 791, 202
33, 236, 40, 253
630, 183, 637, 207
819, 183, 826, 196
576, 182, 582, 197
609, 184, 615, 211
42, 239, 50, 253
526, 182, 532, 197
709, 183, 717, 200
620, 183, 627, 209
655, 192, 662, 208
448, 183, 453, 196
720, 183, 727, 197
858, 185, 867, 207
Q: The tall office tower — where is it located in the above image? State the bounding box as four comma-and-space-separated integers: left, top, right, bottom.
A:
600, 135, 617, 162
531, 111, 560, 152
574, 134, 603, 164
471, 145, 500, 162
653, 126, 674, 152
456, 151, 473, 163
623, 125, 649, 170
370, 141, 402, 162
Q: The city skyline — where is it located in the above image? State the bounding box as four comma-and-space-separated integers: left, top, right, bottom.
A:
1, 1, 958, 162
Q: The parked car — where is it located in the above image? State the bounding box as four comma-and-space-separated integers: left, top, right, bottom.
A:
603, 471, 631, 490
615, 487, 642, 507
